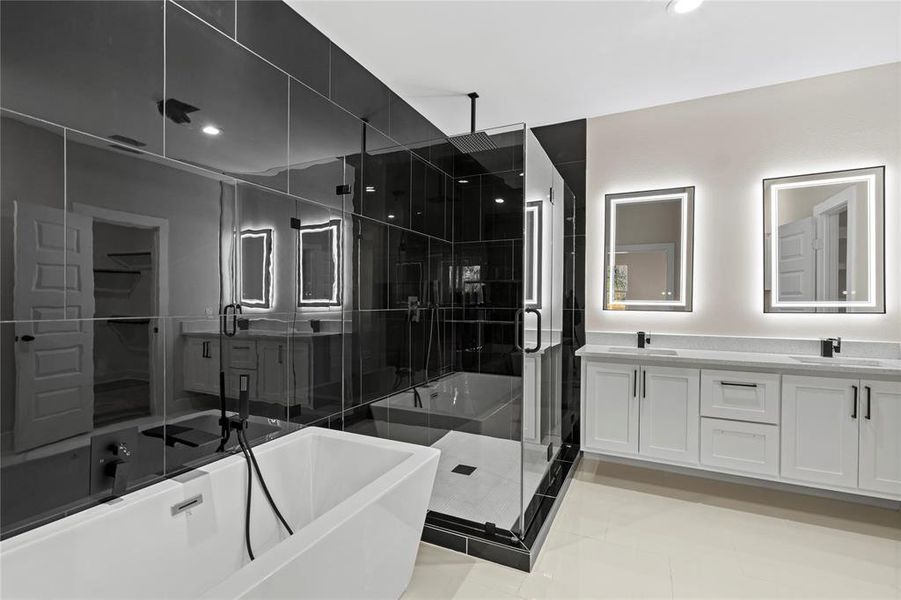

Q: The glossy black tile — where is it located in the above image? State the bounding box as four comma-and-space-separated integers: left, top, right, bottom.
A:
531, 119, 587, 165
388, 228, 428, 309
65, 131, 233, 319
456, 241, 520, 308
428, 239, 453, 307
352, 216, 389, 310
1, 1, 164, 153
361, 126, 411, 228
330, 46, 390, 133
481, 171, 524, 241
452, 177, 481, 243
389, 92, 442, 156
422, 525, 468, 554
348, 310, 409, 405
0, 113, 66, 323
235, 0, 330, 97
289, 79, 361, 210
412, 157, 447, 238
165, 3, 289, 191
177, 0, 234, 36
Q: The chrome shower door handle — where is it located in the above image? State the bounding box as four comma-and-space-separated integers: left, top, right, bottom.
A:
524, 307, 541, 354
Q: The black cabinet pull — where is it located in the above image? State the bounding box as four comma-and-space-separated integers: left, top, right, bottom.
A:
865, 386, 872, 420
19, 335, 35, 342
642, 370, 647, 399
720, 381, 757, 388
851, 385, 858, 419
633, 369, 637, 398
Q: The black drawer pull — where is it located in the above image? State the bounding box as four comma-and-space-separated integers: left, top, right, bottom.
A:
720, 381, 758, 388
865, 386, 872, 420
633, 369, 637, 398
851, 385, 858, 419
642, 370, 647, 399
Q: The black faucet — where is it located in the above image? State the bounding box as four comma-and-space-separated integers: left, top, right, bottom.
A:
637, 331, 651, 349
821, 337, 842, 358
106, 441, 132, 497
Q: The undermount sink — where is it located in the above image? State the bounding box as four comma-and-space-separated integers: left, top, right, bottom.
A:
790, 356, 884, 367
608, 347, 678, 356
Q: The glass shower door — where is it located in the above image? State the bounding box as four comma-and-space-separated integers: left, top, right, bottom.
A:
519, 130, 563, 535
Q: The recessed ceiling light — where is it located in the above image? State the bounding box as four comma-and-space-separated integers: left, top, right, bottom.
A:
458, 179, 469, 184
202, 125, 221, 136
365, 186, 376, 193
494, 198, 504, 204
519, 172, 524, 177
667, 0, 703, 14
387, 214, 395, 219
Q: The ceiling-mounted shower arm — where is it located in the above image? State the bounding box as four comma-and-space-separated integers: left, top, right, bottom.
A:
468, 92, 479, 133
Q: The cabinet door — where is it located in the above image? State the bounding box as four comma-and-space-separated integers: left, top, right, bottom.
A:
183, 337, 218, 395
257, 341, 287, 404
183, 338, 207, 393
859, 380, 901, 496
582, 361, 639, 455
639, 366, 700, 464
781, 375, 859, 488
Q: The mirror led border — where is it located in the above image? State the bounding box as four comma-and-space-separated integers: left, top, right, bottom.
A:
604, 186, 695, 312
763, 166, 885, 314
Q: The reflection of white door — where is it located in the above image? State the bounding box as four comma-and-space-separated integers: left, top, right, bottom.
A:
13, 202, 95, 451
777, 217, 816, 302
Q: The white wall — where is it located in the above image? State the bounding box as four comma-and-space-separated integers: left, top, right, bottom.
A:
586, 63, 901, 342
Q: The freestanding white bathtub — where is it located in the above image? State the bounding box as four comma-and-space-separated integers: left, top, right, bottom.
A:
0, 428, 440, 599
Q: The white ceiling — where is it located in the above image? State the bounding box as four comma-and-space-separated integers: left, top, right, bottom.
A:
290, 1, 901, 135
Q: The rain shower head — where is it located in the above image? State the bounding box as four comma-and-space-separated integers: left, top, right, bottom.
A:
448, 92, 497, 154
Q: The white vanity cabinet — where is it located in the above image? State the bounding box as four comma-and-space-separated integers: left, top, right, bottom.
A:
781, 376, 901, 496
582, 362, 639, 454
581, 353, 901, 502
639, 366, 700, 465
582, 361, 699, 464
859, 380, 901, 495
257, 341, 287, 404
781, 375, 860, 488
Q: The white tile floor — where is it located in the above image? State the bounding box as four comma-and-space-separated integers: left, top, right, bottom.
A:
429, 431, 552, 528
404, 455, 901, 599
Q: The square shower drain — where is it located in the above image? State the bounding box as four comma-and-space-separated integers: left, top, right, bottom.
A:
451, 464, 477, 476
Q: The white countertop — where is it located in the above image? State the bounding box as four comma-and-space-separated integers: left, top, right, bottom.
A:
575, 344, 901, 379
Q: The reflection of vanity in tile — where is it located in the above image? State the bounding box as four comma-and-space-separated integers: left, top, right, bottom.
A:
180, 320, 342, 412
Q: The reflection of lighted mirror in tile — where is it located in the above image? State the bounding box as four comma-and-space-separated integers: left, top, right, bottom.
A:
604, 187, 694, 312
298, 220, 341, 307
240, 228, 273, 309
764, 166, 884, 313
524, 201, 542, 307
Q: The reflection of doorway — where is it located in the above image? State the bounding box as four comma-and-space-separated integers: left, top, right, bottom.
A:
91, 222, 153, 427
73, 204, 168, 426
614, 243, 676, 301
814, 185, 857, 305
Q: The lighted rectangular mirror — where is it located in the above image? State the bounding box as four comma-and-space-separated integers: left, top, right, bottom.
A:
524, 200, 542, 308
298, 219, 341, 307
604, 187, 694, 311
763, 166, 884, 313
241, 228, 273, 309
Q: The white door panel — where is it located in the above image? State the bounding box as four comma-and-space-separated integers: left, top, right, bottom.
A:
859, 380, 901, 496
639, 366, 700, 464
582, 361, 638, 455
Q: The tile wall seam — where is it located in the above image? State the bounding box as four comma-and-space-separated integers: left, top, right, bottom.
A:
1, 107, 455, 245
165, 0, 449, 177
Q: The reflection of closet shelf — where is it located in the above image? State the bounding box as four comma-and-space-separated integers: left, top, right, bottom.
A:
108, 251, 152, 270
94, 269, 142, 295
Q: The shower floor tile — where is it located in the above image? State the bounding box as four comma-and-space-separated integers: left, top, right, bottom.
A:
428, 431, 550, 529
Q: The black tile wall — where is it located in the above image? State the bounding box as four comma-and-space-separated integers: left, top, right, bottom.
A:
0, 0, 456, 539
166, 3, 289, 192
177, 0, 235, 37
330, 46, 390, 133
235, 0, 330, 97
1, 1, 164, 154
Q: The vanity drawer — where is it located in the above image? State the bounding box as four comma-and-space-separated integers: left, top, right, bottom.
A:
701, 370, 780, 424
227, 340, 258, 369
700, 418, 779, 477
